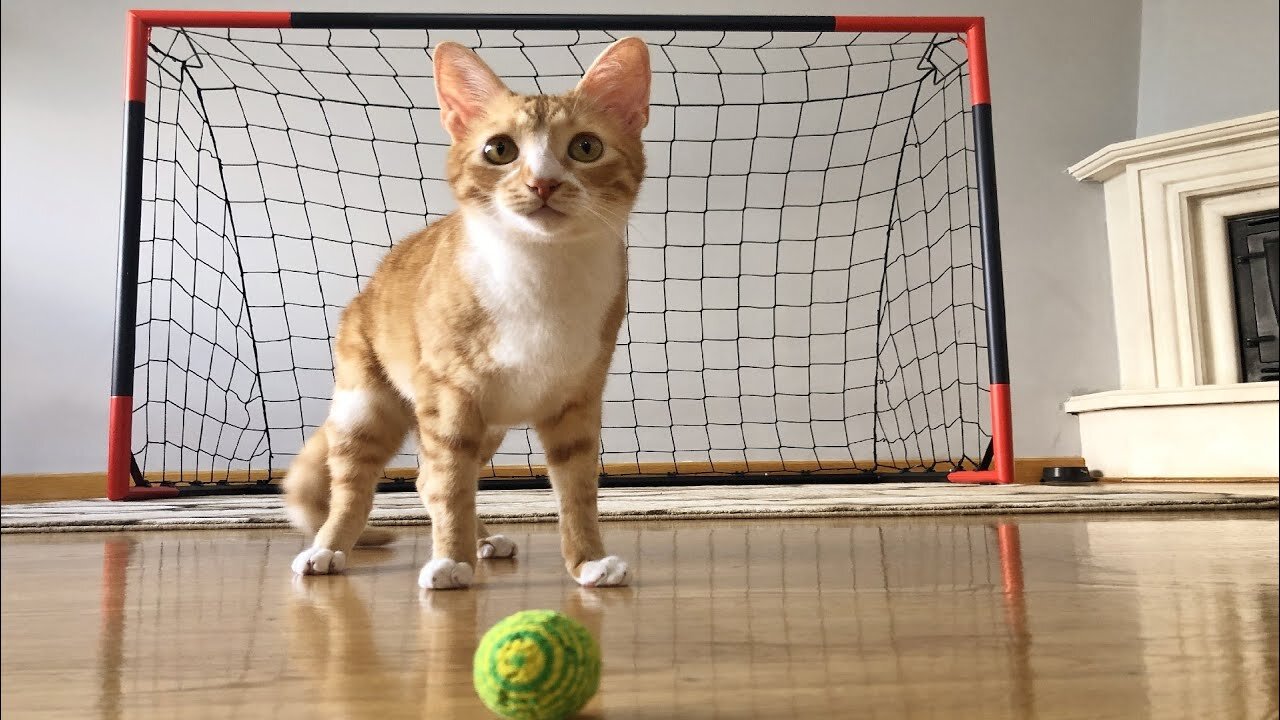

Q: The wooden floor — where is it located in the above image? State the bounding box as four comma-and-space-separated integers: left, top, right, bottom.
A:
2, 511, 1276, 719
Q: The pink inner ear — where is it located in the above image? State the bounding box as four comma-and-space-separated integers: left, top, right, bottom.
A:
433, 43, 507, 139
576, 39, 651, 134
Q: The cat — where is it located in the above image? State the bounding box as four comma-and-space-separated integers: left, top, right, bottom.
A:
283, 37, 650, 590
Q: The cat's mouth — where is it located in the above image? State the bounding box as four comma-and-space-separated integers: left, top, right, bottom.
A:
526, 205, 567, 222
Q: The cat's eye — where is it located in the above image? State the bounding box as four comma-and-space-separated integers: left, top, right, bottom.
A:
482, 135, 519, 165
567, 133, 604, 163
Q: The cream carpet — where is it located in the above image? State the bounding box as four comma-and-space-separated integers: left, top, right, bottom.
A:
2, 482, 1275, 533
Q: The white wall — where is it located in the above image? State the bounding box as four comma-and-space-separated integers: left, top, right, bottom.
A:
1137, 0, 1280, 136
0, 0, 1141, 474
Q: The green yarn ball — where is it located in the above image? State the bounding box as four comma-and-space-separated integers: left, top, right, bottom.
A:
473, 610, 601, 720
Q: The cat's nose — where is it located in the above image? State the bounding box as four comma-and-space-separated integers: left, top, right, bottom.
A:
527, 178, 561, 201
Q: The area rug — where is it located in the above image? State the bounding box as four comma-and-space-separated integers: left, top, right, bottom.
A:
2, 483, 1276, 533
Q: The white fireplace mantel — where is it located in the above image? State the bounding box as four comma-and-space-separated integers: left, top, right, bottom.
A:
1065, 111, 1279, 479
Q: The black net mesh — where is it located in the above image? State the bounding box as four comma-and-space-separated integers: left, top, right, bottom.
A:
133, 26, 989, 490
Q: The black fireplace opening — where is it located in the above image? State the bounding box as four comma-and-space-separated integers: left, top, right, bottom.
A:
1228, 210, 1279, 383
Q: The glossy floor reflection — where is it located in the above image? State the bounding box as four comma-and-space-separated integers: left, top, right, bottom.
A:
1, 511, 1276, 719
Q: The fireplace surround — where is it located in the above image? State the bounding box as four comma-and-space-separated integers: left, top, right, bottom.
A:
1066, 111, 1279, 479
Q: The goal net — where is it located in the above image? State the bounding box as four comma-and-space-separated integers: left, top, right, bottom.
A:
121, 17, 995, 494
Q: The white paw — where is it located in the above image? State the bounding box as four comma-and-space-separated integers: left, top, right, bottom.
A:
575, 556, 631, 587
478, 534, 518, 559
291, 546, 346, 576
418, 558, 474, 590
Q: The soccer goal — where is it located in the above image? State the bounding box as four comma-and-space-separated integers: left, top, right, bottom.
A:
107, 11, 1013, 500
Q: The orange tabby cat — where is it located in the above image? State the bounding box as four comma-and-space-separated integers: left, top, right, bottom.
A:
284, 38, 650, 589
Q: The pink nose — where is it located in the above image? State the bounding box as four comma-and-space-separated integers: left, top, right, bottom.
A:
527, 178, 561, 201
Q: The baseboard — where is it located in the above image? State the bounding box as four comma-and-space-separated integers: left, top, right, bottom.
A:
1, 473, 108, 504
1104, 476, 1279, 483
2, 456, 1087, 504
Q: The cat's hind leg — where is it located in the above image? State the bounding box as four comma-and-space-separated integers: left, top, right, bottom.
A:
477, 524, 518, 559
290, 365, 412, 576
475, 427, 518, 560
283, 426, 333, 540
284, 427, 398, 552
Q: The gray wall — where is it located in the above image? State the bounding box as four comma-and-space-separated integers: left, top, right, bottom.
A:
1137, 0, 1280, 136
0, 0, 1141, 474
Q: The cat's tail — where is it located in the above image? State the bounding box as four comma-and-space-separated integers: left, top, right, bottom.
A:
283, 425, 396, 548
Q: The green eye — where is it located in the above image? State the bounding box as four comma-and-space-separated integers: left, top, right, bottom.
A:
568, 133, 604, 163
482, 135, 518, 165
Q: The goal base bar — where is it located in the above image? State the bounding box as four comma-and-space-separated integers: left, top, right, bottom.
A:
946, 470, 1005, 484
116, 486, 181, 501
114, 457, 989, 497
114, 470, 958, 499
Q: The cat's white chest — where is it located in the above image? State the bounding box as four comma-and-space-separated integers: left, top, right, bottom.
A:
464, 225, 621, 424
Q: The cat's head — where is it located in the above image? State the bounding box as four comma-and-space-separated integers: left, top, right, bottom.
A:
433, 38, 650, 240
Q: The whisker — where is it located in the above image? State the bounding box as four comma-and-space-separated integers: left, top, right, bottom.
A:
576, 205, 631, 243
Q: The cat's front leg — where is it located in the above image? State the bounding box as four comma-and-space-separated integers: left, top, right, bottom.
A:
536, 396, 631, 587
414, 380, 484, 590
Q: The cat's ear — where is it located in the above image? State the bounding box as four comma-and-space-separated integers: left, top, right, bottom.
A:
433, 42, 509, 140
575, 37, 651, 135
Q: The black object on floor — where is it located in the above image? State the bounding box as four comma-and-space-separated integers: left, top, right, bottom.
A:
1041, 465, 1096, 484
